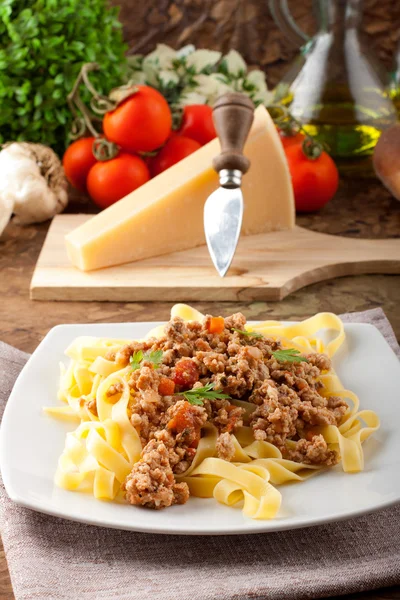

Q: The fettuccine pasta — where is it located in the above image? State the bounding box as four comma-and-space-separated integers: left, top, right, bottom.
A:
44, 304, 379, 520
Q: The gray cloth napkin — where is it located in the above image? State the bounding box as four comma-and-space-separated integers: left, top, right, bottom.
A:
0, 308, 399, 600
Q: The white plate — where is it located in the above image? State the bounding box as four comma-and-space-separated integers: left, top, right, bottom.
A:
1, 321, 400, 535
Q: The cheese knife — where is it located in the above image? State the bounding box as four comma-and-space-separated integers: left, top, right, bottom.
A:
204, 92, 255, 277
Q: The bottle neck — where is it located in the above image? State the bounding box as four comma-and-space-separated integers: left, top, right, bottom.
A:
314, 0, 363, 33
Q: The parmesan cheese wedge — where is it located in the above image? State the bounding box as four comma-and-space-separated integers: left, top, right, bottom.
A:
66, 105, 295, 271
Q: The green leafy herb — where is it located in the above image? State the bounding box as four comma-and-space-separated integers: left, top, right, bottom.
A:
184, 396, 204, 406
272, 348, 309, 363
181, 382, 231, 406
231, 328, 264, 339
130, 350, 163, 371
145, 350, 163, 368
0, 0, 128, 156
130, 350, 144, 371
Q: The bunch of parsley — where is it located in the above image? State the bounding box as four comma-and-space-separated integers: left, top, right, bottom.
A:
0, 0, 128, 156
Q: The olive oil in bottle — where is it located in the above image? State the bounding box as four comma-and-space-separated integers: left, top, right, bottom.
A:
270, 0, 397, 176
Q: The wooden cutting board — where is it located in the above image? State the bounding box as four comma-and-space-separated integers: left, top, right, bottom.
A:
30, 214, 400, 302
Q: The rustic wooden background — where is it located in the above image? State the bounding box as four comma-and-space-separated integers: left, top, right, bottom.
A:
112, 0, 400, 86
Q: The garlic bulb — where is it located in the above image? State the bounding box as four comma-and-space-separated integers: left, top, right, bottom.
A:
0, 142, 68, 235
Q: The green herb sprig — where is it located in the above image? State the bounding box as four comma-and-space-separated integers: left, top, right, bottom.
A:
130, 350, 163, 371
0, 0, 128, 155
231, 328, 264, 339
180, 382, 231, 406
271, 348, 309, 364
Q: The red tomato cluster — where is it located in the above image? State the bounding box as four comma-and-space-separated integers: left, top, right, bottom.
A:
278, 128, 339, 213
63, 86, 217, 209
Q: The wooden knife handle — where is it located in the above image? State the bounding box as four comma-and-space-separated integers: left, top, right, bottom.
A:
212, 93, 255, 174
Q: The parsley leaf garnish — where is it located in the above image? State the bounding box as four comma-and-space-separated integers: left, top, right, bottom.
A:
146, 350, 163, 367
184, 396, 204, 406
130, 350, 144, 371
272, 348, 309, 363
231, 328, 263, 339
130, 350, 163, 371
181, 382, 231, 406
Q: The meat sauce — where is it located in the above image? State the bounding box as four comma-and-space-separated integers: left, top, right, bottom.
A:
114, 313, 348, 509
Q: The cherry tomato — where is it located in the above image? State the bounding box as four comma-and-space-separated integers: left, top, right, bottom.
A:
278, 130, 305, 149
62, 137, 97, 193
150, 135, 201, 177
103, 86, 172, 153
177, 105, 216, 145
284, 144, 339, 212
173, 359, 199, 390
87, 152, 150, 209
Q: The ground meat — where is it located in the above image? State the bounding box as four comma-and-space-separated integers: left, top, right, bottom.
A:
224, 312, 247, 331
216, 432, 236, 461
252, 401, 298, 449
130, 410, 164, 446
174, 343, 193, 357
195, 338, 211, 352
285, 435, 339, 466
212, 401, 244, 433
129, 366, 161, 410
79, 396, 99, 416
124, 401, 207, 508
211, 348, 260, 397
161, 348, 176, 365
131, 365, 160, 392
107, 382, 123, 397
250, 379, 277, 406
105, 349, 116, 361
87, 398, 98, 417
120, 310, 348, 510
226, 341, 241, 357
298, 387, 327, 408
164, 318, 188, 343
128, 365, 169, 445
124, 439, 189, 509
327, 395, 348, 421
172, 482, 190, 504
307, 353, 332, 371
195, 350, 227, 374
297, 402, 337, 426
153, 428, 196, 474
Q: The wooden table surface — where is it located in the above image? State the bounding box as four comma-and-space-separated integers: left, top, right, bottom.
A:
0, 178, 400, 599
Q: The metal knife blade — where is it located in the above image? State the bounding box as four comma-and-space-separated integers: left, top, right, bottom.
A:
204, 179, 243, 277
203, 92, 254, 277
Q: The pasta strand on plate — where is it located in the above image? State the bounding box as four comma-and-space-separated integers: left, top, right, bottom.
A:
44, 305, 379, 520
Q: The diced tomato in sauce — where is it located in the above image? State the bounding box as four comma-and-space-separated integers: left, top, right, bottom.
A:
173, 358, 199, 390
167, 401, 202, 447
158, 377, 175, 396
207, 316, 225, 334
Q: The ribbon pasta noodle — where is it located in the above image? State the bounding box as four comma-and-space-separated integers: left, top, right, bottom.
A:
45, 304, 379, 519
